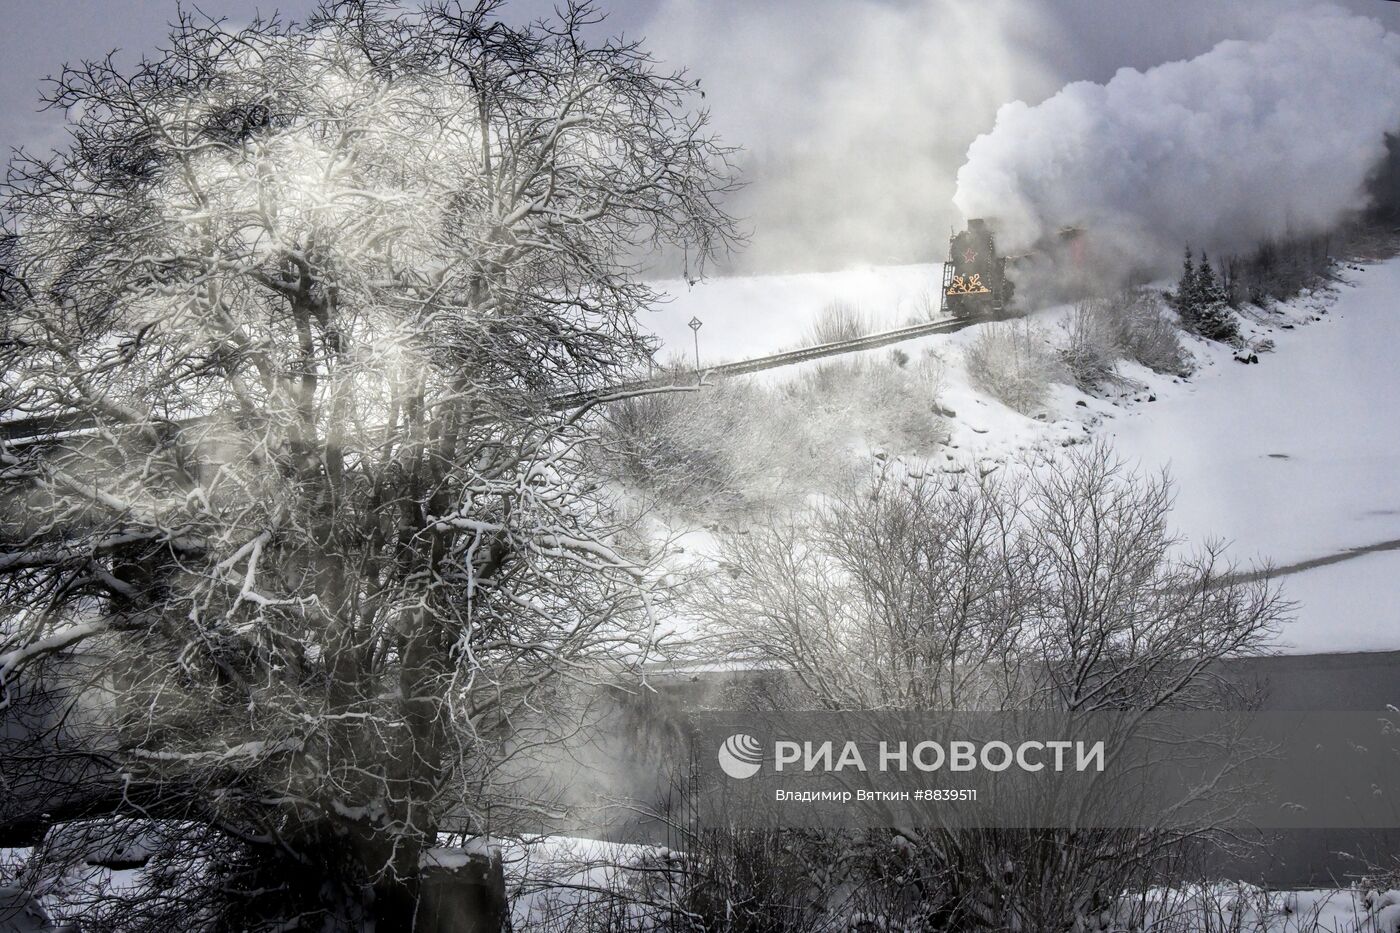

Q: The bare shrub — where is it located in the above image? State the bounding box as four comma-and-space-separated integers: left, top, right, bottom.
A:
606, 390, 740, 510
1225, 234, 1335, 307
911, 289, 943, 323
1060, 299, 1123, 390
699, 444, 1285, 712
964, 321, 1064, 413
804, 300, 872, 346
602, 357, 949, 515
1113, 882, 1371, 933
15, 819, 246, 933
1114, 290, 1192, 375
786, 354, 948, 455
1066, 290, 1191, 379
602, 381, 828, 515
693, 444, 1290, 930
676, 830, 832, 932
1062, 291, 1191, 387
666, 826, 960, 933
503, 839, 678, 933
509, 827, 942, 933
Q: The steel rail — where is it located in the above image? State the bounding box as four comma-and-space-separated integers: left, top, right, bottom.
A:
1, 313, 988, 445
545, 313, 980, 409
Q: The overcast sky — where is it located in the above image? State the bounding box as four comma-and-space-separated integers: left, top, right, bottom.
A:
4, 0, 1400, 272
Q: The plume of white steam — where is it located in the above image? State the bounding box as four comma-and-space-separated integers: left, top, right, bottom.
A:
641, 0, 1063, 271
953, 5, 1400, 270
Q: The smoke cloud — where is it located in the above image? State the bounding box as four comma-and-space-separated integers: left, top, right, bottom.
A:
953, 6, 1400, 274
639, 0, 1070, 272
6, 2, 1400, 275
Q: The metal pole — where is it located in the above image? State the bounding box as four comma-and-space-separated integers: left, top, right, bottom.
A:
688, 316, 703, 372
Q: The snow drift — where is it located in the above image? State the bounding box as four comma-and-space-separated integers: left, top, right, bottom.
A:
953, 5, 1400, 271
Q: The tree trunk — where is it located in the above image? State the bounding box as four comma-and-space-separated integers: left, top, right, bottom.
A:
371, 873, 424, 933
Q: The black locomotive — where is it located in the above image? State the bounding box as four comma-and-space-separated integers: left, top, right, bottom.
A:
941, 218, 1014, 319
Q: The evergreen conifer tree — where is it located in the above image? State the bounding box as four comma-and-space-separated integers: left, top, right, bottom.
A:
1193, 252, 1239, 342
1175, 247, 1200, 328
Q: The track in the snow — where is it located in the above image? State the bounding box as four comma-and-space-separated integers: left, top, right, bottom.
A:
547, 313, 984, 409
1, 313, 990, 445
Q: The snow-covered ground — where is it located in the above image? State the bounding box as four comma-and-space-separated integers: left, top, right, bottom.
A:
646, 256, 1400, 655
1108, 261, 1400, 654
1127, 883, 1400, 932
642, 263, 944, 363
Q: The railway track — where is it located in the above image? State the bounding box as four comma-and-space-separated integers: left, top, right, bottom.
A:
1, 313, 986, 445
548, 313, 979, 409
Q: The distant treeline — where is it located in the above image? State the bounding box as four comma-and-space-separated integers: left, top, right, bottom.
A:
1221, 234, 1335, 308
1366, 130, 1400, 222
1180, 132, 1400, 314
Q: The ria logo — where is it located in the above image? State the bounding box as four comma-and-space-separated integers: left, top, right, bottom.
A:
717, 733, 763, 779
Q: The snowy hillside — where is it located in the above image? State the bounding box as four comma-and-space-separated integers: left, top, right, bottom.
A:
646, 257, 1400, 655
1110, 260, 1400, 654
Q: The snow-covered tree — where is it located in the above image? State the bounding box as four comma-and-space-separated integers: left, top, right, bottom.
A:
0, 2, 737, 928
1175, 247, 1239, 342
1173, 246, 1200, 321
1193, 252, 1240, 341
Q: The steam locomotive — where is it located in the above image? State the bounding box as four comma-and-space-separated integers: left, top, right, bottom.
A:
941, 217, 1015, 319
